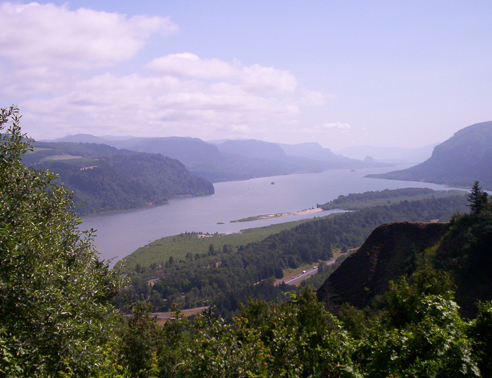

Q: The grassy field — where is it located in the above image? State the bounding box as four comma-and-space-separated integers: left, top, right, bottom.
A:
41, 154, 84, 161
119, 216, 333, 271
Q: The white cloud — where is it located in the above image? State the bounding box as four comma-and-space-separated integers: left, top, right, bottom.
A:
239, 64, 297, 93
148, 53, 297, 94
20, 72, 301, 139
0, 64, 70, 97
320, 122, 351, 130
0, 2, 178, 69
0, 4, 327, 141
299, 88, 326, 106
147, 53, 236, 79
229, 124, 252, 134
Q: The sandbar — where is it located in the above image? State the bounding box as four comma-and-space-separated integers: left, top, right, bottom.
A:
231, 208, 323, 223
294, 208, 323, 216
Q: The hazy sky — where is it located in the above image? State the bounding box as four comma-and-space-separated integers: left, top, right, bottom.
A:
1, 1, 491, 149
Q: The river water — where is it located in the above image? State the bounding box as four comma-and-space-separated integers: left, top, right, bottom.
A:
82, 166, 457, 263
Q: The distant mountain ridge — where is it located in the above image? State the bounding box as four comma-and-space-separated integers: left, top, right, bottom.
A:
219, 139, 287, 161
368, 121, 492, 190
51, 134, 108, 144
110, 137, 223, 165
278, 142, 378, 167
50, 135, 383, 182
337, 144, 436, 164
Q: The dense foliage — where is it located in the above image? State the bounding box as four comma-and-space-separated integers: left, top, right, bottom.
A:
117, 279, 490, 377
23, 141, 214, 214
430, 182, 492, 316
116, 195, 492, 376
0, 107, 125, 377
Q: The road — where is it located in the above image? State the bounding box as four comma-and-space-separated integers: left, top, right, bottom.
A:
150, 256, 340, 319
280, 257, 337, 286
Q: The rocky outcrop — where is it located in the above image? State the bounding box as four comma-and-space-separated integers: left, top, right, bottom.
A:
317, 222, 448, 313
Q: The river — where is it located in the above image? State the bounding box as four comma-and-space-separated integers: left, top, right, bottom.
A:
82, 166, 458, 263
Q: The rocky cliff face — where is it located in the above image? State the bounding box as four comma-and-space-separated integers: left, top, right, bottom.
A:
317, 222, 449, 313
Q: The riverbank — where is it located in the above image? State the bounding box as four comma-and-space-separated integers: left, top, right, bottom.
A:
294, 207, 323, 216
231, 207, 323, 223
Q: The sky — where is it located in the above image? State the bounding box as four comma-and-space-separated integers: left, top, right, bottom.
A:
1, 1, 492, 150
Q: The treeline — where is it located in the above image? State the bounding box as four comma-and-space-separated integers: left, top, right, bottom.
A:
122, 278, 491, 377
319, 187, 463, 210
119, 194, 468, 315
24, 141, 214, 214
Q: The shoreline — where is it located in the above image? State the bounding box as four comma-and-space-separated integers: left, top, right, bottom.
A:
231, 207, 323, 223
294, 208, 323, 216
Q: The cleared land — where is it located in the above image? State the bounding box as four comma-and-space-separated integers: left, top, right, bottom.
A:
119, 217, 326, 271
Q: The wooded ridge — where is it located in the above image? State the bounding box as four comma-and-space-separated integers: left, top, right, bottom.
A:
23, 141, 214, 214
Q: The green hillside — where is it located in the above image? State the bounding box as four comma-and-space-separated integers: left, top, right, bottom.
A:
319, 187, 464, 210
120, 219, 312, 272
24, 141, 214, 214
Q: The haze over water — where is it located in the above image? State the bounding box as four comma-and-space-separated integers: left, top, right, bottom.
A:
83, 166, 461, 264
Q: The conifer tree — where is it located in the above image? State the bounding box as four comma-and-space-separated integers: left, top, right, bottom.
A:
468, 180, 489, 214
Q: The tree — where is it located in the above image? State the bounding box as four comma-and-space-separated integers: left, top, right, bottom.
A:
468, 180, 489, 214
356, 266, 480, 377
361, 295, 480, 378
471, 301, 492, 377
0, 106, 124, 377
119, 302, 160, 378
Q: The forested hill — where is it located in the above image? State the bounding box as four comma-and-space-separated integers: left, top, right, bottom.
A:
318, 185, 492, 317
23, 141, 214, 215
319, 187, 463, 210
368, 120, 492, 189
